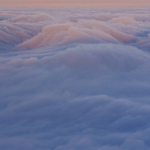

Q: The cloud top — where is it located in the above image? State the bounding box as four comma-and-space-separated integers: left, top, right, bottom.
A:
1, 7, 150, 150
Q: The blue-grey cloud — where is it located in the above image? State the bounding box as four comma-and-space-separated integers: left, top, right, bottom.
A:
0, 7, 150, 150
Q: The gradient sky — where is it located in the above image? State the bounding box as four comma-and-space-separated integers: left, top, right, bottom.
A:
1, 0, 150, 7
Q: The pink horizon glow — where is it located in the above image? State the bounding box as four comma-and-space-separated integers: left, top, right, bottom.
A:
0, 0, 150, 8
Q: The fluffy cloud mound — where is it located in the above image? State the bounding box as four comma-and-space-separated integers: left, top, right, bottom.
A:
0, 7, 150, 150
16, 20, 134, 49
10, 13, 50, 23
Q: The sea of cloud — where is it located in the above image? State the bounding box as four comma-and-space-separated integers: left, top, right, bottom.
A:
0, 7, 150, 150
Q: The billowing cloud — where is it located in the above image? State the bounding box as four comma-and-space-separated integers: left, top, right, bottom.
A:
0, 7, 150, 150
10, 13, 50, 23
16, 20, 134, 50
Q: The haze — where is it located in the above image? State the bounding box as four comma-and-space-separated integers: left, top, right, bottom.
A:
1, 0, 150, 7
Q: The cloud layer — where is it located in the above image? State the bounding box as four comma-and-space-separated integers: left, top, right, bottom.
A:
0, 7, 150, 150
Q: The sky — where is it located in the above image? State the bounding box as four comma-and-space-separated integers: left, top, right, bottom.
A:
1, 0, 150, 7
1, 3, 150, 150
